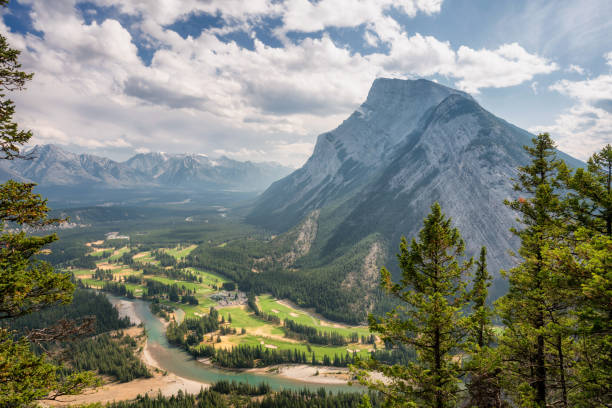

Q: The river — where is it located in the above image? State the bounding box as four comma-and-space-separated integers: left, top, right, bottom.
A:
105, 293, 362, 393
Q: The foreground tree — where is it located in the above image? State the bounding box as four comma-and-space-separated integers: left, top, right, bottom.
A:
0, 1, 97, 404
496, 133, 571, 407
564, 144, 612, 236
550, 144, 612, 406
464, 247, 505, 408
352, 202, 472, 408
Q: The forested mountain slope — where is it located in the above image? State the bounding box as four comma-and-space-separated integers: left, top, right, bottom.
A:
246, 78, 583, 305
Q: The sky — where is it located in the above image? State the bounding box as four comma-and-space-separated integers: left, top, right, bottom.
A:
1, 0, 611, 167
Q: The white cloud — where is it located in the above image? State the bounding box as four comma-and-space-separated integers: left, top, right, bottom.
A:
2, 0, 560, 166
531, 52, 612, 160
567, 64, 585, 75
453, 43, 558, 94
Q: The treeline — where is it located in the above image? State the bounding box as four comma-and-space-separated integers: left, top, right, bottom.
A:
152, 249, 177, 267
210, 380, 271, 396
93, 268, 114, 281
4, 288, 131, 336
150, 300, 174, 321
101, 281, 134, 298
68, 332, 152, 382
105, 386, 382, 408
144, 279, 194, 301
189, 344, 357, 369
121, 252, 203, 283
166, 308, 220, 347
369, 343, 415, 366
283, 319, 351, 346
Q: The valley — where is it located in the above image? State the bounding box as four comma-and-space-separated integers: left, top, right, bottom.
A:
68, 236, 376, 366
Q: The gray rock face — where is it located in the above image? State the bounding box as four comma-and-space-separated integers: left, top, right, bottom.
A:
2, 145, 292, 192
248, 78, 473, 230
248, 78, 583, 295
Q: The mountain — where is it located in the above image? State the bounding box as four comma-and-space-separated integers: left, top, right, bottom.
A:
0, 144, 293, 193
247, 78, 584, 304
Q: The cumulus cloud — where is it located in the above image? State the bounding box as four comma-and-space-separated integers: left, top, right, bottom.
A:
2, 0, 561, 166
530, 52, 612, 160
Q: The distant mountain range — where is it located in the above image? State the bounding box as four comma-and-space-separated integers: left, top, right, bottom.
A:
0, 144, 293, 193
248, 78, 584, 301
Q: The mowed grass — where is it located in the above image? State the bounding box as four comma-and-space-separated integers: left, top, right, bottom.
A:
108, 246, 130, 261
68, 268, 93, 277
188, 268, 230, 286
143, 275, 202, 292
218, 307, 267, 329
258, 295, 370, 338
80, 278, 143, 293
163, 245, 197, 259
89, 248, 112, 257
230, 335, 371, 361
133, 251, 158, 264
258, 295, 316, 326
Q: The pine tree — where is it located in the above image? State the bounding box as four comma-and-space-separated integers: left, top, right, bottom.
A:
496, 133, 570, 407
352, 202, 472, 408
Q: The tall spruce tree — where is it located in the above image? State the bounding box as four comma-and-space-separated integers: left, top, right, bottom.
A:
464, 247, 505, 408
565, 144, 612, 236
549, 144, 612, 406
496, 133, 570, 407
352, 202, 472, 408
0, 2, 98, 404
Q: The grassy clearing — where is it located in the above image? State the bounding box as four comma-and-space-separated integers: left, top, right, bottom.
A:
89, 248, 112, 257
143, 275, 202, 291
218, 307, 266, 329
258, 295, 316, 326
163, 244, 197, 259
108, 246, 130, 261
68, 269, 93, 277
258, 295, 370, 338
229, 335, 371, 360
188, 268, 230, 285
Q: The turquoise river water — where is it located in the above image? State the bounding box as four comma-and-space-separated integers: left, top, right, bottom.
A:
105, 294, 362, 393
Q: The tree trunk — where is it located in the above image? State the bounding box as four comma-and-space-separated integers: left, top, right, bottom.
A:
556, 334, 568, 408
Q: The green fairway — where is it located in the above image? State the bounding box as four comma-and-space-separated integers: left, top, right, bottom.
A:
258, 295, 370, 338
108, 246, 130, 261
219, 306, 267, 329
233, 335, 370, 361
68, 268, 93, 276
163, 244, 197, 259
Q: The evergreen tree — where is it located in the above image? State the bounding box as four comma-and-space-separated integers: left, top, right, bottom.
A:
549, 144, 612, 406
564, 144, 612, 236
0, 2, 97, 403
352, 202, 472, 408
496, 133, 570, 407
464, 247, 505, 408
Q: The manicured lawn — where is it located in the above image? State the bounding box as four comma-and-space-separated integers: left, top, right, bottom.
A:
143, 276, 202, 291
258, 295, 316, 326
187, 268, 230, 285
231, 335, 371, 361
163, 245, 197, 259
68, 268, 93, 276
108, 246, 130, 261
258, 295, 370, 338
219, 307, 266, 329
89, 248, 112, 257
